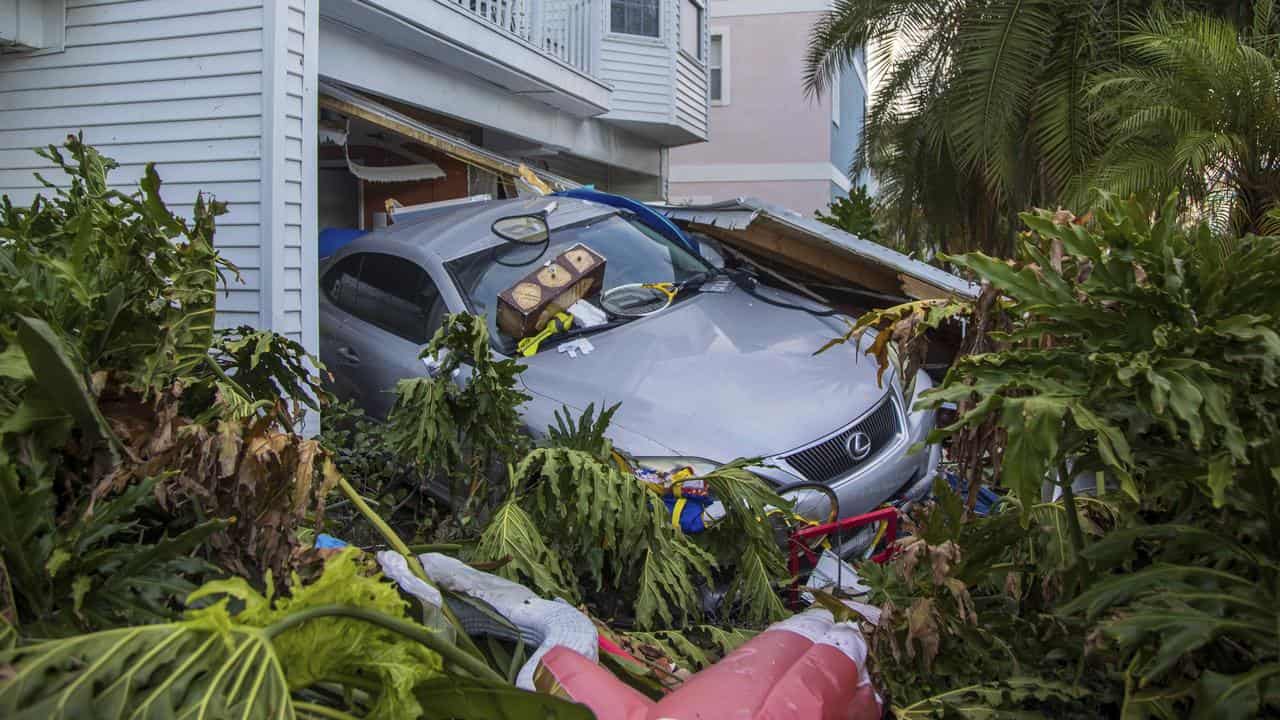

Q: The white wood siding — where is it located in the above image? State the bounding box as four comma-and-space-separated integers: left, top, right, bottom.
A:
0, 0, 267, 330
598, 0, 674, 125
675, 51, 708, 138
259, 0, 316, 348
599, 0, 708, 141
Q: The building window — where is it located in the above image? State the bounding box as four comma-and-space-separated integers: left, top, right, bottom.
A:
680, 0, 703, 59
611, 0, 660, 38
709, 32, 727, 104
831, 67, 841, 126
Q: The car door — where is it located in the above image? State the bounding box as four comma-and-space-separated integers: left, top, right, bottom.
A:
330, 252, 447, 418
319, 254, 370, 403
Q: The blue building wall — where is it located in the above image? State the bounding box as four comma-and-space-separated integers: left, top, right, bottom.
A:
829, 47, 868, 201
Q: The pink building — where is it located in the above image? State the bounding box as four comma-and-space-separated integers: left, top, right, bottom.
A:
668, 0, 868, 217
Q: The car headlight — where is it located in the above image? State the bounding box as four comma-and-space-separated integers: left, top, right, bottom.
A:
629, 456, 720, 477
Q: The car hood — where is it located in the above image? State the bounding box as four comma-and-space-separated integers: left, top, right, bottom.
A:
518, 286, 894, 462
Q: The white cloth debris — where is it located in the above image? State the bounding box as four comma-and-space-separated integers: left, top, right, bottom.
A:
417, 553, 598, 690
567, 299, 607, 328
556, 338, 594, 358
802, 550, 871, 603
375, 551, 443, 609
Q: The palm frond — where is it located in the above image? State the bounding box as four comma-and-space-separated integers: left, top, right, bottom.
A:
948, 0, 1059, 199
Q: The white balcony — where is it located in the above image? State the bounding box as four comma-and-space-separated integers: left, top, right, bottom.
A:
448, 0, 597, 76
321, 0, 611, 117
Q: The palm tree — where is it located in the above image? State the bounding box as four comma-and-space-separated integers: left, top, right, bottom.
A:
1088, 4, 1280, 235
805, 1, 1266, 255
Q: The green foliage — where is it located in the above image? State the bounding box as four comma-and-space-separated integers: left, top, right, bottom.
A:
470, 443, 792, 631
0, 550, 585, 720
0, 451, 225, 635
0, 133, 231, 394
320, 401, 436, 548
922, 194, 1280, 516
621, 625, 757, 672
864, 194, 1280, 716
633, 522, 715, 630
412, 678, 593, 720
804, 0, 1115, 255
860, 479, 1119, 714
187, 549, 442, 720
0, 136, 339, 634
201, 327, 333, 426
696, 460, 792, 626
0, 138, 586, 716
546, 402, 619, 462
387, 313, 530, 503
474, 494, 578, 602
803, 2, 1271, 257
471, 447, 715, 629
1090, 4, 1280, 235
1059, 518, 1280, 718
10, 314, 116, 452
891, 678, 1089, 719
815, 186, 881, 243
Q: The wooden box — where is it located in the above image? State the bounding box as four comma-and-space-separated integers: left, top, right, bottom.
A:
496, 243, 607, 339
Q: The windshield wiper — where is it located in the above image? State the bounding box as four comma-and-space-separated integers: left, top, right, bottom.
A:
553, 318, 633, 344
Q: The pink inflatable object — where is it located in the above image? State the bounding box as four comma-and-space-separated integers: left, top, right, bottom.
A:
536, 609, 881, 720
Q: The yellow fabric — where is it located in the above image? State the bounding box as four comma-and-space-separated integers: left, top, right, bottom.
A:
516, 312, 573, 357
668, 467, 696, 496
671, 498, 688, 530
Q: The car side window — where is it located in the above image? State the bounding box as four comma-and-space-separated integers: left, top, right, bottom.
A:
321, 255, 364, 315
347, 253, 443, 344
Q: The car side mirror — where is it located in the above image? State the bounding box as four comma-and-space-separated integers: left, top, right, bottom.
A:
492, 213, 550, 245
421, 348, 451, 378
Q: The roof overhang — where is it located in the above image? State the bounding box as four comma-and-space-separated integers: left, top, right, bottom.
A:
319, 82, 581, 193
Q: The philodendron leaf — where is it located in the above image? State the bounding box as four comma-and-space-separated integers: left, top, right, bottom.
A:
415, 677, 595, 720
0, 612, 293, 719
0, 550, 460, 720
13, 315, 117, 454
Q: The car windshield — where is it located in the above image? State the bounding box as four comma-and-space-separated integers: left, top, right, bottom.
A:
446, 214, 708, 349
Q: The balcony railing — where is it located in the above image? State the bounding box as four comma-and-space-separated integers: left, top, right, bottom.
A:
450, 0, 597, 75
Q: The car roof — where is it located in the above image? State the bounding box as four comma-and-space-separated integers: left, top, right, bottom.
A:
327, 196, 617, 269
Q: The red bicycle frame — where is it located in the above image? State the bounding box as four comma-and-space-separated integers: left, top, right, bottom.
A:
787, 506, 900, 599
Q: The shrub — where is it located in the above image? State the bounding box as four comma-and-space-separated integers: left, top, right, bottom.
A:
856, 193, 1280, 717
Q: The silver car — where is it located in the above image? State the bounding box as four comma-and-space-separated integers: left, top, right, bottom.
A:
319, 196, 939, 519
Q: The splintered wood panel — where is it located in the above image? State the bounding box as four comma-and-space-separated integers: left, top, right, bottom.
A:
692, 220, 902, 297
691, 217, 958, 301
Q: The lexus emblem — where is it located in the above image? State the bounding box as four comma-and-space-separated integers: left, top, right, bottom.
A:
845, 431, 873, 461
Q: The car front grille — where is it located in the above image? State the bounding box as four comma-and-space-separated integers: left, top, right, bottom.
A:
781, 394, 903, 483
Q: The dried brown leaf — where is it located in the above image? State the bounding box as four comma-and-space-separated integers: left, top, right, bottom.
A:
906, 597, 940, 669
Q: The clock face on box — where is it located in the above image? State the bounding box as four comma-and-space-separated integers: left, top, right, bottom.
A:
511, 282, 542, 310
537, 263, 571, 288
565, 247, 596, 273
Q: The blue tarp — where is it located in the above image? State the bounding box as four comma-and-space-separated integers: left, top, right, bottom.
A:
555, 188, 699, 255
319, 228, 368, 259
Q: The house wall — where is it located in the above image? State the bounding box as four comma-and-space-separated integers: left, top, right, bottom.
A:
674, 46, 708, 139
0, 0, 318, 356
667, 7, 838, 216
828, 45, 866, 199
599, 32, 673, 127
